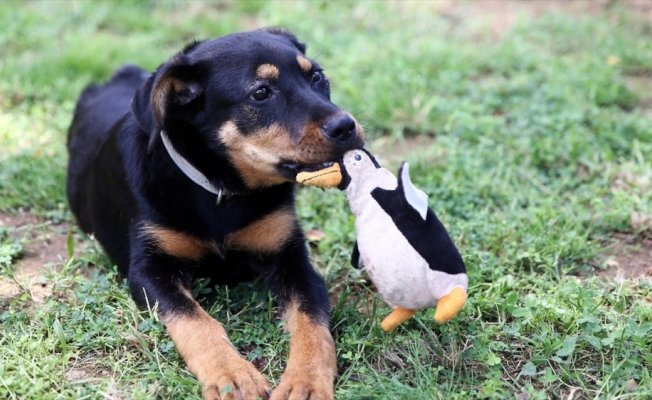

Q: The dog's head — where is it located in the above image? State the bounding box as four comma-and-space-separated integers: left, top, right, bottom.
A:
131, 27, 364, 190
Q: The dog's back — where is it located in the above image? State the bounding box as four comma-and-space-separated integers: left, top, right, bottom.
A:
69, 65, 149, 145
66, 65, 150, 233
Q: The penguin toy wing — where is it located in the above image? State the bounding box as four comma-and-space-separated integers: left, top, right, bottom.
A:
398, 162, 429, 223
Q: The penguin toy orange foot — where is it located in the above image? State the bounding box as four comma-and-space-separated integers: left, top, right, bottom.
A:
297, 149, 468, 332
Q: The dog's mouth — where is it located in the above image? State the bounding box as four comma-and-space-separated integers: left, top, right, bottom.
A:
278, 160, 336, 179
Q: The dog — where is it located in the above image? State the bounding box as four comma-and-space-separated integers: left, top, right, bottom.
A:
66, 27, 364, 400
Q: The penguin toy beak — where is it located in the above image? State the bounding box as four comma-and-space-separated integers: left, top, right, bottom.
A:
296, 163, 342, 188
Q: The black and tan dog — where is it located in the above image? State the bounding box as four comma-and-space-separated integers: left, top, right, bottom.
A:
66, 28, 364, 400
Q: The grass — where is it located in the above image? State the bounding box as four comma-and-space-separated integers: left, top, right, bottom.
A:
1, 1, 651, 399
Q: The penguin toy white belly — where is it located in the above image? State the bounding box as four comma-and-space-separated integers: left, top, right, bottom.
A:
296, 149, 468, 332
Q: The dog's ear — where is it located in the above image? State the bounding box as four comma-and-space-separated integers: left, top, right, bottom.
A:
260, 27, 307, 54
131, 54, 204, 153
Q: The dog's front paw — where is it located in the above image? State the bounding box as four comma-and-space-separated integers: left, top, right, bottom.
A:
200, 356, 271, 400
270, 367, 334, 400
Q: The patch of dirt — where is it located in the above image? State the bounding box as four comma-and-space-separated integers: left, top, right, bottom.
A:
0, 211, 73, 301
411, 0, 612, 40
596, 233, 652, 280
626, 75, 652, 110
240, 344, 269, 372
396, 0, 652, 44
65, 365, 110, 383
622, 0, 652, 17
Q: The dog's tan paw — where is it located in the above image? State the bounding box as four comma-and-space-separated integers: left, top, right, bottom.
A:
270, 368, 334, 400
200, 356, 271, 400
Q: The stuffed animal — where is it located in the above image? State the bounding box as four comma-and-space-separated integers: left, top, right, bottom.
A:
297, 149, 468, 332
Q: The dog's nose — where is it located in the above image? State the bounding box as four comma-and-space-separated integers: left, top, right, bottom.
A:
323, 114, 356, 143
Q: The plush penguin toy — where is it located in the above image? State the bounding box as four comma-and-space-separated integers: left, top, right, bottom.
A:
296, 149, 468, 332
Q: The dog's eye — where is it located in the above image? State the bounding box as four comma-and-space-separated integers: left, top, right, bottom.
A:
250, 87, 271, 101
311, 70, 322, 84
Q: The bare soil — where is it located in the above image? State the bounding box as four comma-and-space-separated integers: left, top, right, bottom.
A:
0, 211, 73, 300
426, 0, 614, 40
597, 233, 652, 280
626, 75, 652, 110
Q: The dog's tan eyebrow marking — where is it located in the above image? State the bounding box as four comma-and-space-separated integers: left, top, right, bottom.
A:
296, 54, 312, 72
256, 63, 280, 80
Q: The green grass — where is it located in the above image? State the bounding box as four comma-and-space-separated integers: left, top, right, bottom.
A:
1, 1, 652, 399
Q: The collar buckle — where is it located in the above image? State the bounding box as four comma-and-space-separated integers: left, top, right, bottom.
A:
216, 188, 224, 205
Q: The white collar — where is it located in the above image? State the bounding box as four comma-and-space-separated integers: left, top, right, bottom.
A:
160, 130, 232, 204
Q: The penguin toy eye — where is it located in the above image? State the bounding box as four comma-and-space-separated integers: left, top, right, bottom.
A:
354, 154, 362, 161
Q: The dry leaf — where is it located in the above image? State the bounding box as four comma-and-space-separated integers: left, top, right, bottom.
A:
625, 378, 638, 391
607, 55, 621, 66
305, 229, 325, 241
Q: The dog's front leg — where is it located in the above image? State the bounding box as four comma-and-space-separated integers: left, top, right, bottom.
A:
163, 306, 271, 400
128, 239, 271, 400
273, 299, 337, 400
263, 246, 337, 400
